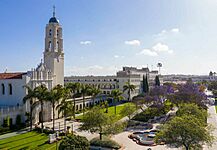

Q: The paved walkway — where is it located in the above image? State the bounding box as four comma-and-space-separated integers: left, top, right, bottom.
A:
0, 128, 29, 140
204, 104, 217, 150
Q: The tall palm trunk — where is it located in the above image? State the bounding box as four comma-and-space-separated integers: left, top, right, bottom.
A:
30, 100, 33, 131
64, 111, 66, 133
41, 102, 44, 133
73, 97, 76, 118
30, 107, 33, 131
83, 94, 85, 116
52, 101, 55, 132
128, 89, 130, 101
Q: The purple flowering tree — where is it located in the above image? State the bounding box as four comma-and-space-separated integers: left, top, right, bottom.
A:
168, 82, 208, 108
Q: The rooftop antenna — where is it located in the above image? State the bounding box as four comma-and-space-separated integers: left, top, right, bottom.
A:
4, 67, 8, 73
53, 5, 56, 17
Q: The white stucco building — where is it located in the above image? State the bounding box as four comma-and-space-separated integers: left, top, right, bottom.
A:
65, 66, 160, 100
0, 10, 64, 124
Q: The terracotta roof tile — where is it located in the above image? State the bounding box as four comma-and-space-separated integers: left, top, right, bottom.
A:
0, 72, 27, 79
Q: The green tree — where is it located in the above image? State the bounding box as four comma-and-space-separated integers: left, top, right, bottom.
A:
155, 75, 160, 86
47, 84, 64, 132
56, 87, 73, 133
176, 103, 207, 125
155, 115, 214, 150
90, 87, 101, 106
142, 74, 149, 93
123, 81, 136, 101
80, 84, 91, 115
66, 82, 80, 118
34, 84, 49, 132
23, 85, 38, 131
80, 106, 112, 140
120, 103, 136, 120
110, 89, 124, 115
59, 134, 89, 150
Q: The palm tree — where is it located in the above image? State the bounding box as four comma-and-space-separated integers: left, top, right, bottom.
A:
23, 85, 38, 131
110, 89, 124, 115
47, 84, 64, 132
34, 84, 49, 132
65, 82, 80, 118
90, 87, 101, 106
56, 87, 73, 133
123, 81, 136, 101
80, 84, 91, 115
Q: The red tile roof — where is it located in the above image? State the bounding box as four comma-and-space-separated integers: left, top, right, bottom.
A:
0, 72, 27, 79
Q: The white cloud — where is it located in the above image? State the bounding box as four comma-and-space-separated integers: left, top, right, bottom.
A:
80, 41, 92, 45
137, 49, 158, 57
171, 28, 180, 33
113, 55, 124, 58
125, 40, 141, 46
155, 28, 180, 38
152, 43, 173, 54
114, 55, 119, 58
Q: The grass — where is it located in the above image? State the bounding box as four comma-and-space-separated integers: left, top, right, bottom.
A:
215, 105, 217, 113
0, 131, 60, 150
76, 102, 136, 121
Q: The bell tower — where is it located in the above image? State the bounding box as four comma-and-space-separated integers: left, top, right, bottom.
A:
44, 6, 64, 86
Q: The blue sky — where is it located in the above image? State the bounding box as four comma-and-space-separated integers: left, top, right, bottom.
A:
0, 0, 217, 75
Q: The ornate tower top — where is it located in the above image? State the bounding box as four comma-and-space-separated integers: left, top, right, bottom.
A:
44, 6, 64, 86
49, 5, 59, 24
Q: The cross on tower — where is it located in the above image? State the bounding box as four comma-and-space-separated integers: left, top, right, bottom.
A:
53, 5, 56, 17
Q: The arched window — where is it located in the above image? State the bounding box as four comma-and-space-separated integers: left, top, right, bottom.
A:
9, 84, 12, 95
57, 41, 59, 49
49, 41, 51, 49
1, 84, 5, 95
57, 30, 59, 36
49, 29, 52, 36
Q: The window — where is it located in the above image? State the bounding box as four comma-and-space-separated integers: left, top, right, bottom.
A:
49, 41, 51, 49
1, 84, 5, 95
49, 29, 52, 36
9, 84, 12, 95
57, 30, 59, 36
57, 41, 59, 49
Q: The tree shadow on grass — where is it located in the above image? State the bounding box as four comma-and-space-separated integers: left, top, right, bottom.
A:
0, 133, 41, 146
7, 137, 47, 150
19, 146, 29, 150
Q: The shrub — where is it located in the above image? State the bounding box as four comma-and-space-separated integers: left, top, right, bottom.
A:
59, 134, 89, 150
90, 137, 121, 149
3, 117, 10, 127
132, 107, 165, 122
0, 127, 10, 135
16, 115, 22, 126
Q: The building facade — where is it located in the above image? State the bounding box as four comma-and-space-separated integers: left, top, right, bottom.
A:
0, 11, 64, 124
65, 67, 159, 100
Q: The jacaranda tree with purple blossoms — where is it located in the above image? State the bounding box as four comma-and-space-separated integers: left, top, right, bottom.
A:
133, 85, 174, 112
168, 82, 208, 108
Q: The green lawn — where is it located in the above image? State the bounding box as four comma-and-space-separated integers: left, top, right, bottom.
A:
215, 105, 217, 113
0, 131, 59, 150
76, 102, 136, 121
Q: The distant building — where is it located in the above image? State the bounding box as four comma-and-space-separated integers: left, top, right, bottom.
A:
163, 74, 216, 84
65, 67, 160, 100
